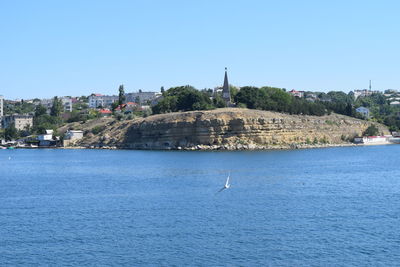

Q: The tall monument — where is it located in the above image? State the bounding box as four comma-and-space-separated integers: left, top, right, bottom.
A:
222, 67, 231, 104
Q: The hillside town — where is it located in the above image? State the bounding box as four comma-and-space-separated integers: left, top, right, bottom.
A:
2, 71, 400, 149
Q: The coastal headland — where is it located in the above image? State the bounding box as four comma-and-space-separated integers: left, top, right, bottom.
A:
59, 108, 389, 150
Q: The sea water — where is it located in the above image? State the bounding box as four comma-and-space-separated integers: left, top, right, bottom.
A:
0, 146, 400, 266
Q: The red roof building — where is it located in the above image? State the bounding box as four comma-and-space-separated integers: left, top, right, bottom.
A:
99, 109, 112, 116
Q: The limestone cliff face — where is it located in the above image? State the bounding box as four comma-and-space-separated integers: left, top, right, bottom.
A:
118, 108, 388, 150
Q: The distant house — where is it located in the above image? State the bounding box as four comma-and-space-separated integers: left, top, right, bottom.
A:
353, 89, 380, 99
305, 93, 317, 102
63, 130, 84, 146
390, 101, 400, 106
88, 94, 119, 108
151, 95, 164, 106
125, 102, 139, 111
384, 89, 398, 94
61, 97, 73, 112
125, 92, 161, 105
114, 104, 124, 113
289, 89, 304, 98
355, 107, 370, 118
2, 114, 33, 130
99, 109, 112, 117
39, 97, 73, 112
392, 131, 400, 137
140, 105, 151, 110
37, 130, 56, 146
65, 130, 84, 141
115, 102, 139, 113
354, 135, 390, 144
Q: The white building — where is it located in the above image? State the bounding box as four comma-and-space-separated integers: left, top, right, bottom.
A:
39, 98, 52, 109
353, 89, 380, 99
64, 130, 84, 140
2, 114, 33, 130
88, 94, 119, 108
305, 93, 317, 102
289, 89, 304, 98
390, 101, 400, 106
354, 135, 390, 144
37, 130, 54, 141
61, 97, 72, 112
384, 89, 398, 94
40, 97, 73, 112
63, 130, 84, 147
125, 92, 161, 105
37, 130, 58, 146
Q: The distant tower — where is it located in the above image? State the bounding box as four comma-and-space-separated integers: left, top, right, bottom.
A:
222, 67, 231, 104
369, 80, 372, 91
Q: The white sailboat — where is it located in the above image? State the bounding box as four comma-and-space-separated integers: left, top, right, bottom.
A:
217, 173, 231, 193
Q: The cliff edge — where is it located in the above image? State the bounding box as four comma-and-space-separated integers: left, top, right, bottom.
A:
61, 108, 389, 150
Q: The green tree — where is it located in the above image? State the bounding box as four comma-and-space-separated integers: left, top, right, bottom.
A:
111, 102, 119, 111
32, 113, 62, 134
72, 102, 88, 111
35, 104, 47, 117
363, 125, 379, 136
230, 85, 239, 101
79, 95, 89, 102
327, 91, 353, 104
50, 97, 63, 117
118, 85, 126, 105
152, 85, 213, 114
234, 86, 261, 109
5, 125, 18, 141
261, 86, 292, 112
156, 96, 178, 113
345, 103, 354, 117
4, 100, 35, 115
213, 95, 227, 108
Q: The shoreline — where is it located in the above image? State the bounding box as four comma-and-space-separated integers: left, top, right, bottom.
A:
3, 141, 396, 151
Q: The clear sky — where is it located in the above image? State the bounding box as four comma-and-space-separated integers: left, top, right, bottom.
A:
1, 0, 400, 99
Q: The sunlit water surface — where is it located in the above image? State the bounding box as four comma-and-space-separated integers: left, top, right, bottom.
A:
1, 146, 400, 266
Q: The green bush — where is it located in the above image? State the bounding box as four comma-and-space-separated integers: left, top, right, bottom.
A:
320, 136, 329, 144
91, 125, 106, 135
115, 113, 124, 121
152, 85, 214, 114
363, 125, 379, 136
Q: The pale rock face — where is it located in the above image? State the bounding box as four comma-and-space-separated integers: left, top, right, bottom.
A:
63, 108, 389, 150
121, 108, 388, 150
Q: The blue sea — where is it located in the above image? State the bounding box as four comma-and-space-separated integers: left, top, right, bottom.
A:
1, 146, 400, 266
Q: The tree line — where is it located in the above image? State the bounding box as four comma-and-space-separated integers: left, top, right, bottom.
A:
152, 85, 400, 131
152, 85, 348, 117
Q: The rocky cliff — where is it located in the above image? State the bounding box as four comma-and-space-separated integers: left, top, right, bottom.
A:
62, 108, 389, 150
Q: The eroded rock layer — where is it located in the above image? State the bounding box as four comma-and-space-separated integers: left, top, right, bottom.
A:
119, 108, 388, 150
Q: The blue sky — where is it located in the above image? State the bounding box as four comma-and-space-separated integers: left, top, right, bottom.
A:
1, 0, 400, 99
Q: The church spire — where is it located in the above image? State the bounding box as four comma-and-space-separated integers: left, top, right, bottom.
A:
222, 67, 231, 104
